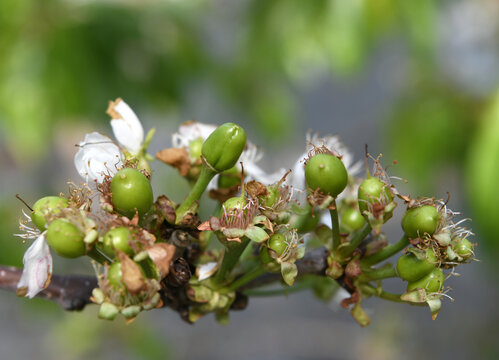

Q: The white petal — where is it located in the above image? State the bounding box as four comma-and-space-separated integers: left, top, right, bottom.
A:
196, 262, 218, 281
17, 232, 52, 298
74, 132, 124, 183
239, 142, 286, 185
172, 121, 217, 149
108, 98, 144, 154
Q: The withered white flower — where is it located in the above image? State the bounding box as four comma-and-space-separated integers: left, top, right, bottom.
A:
107, 98, 145, 155
172, 121, 217, 150
17, 232, 52, 298
74, 132, 124, 183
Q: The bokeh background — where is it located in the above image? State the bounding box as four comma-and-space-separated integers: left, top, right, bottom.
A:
1, 0, 499, 359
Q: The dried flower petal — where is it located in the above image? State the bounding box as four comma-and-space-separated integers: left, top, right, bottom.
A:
17, 232, 52, 298
107, 98, 144, 154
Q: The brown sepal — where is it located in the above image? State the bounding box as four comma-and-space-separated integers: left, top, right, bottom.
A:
246, 180, 268, 199
209, 185, 240, 203
198, 221, 212, 231
146, 243, 176, 278
119, 252, 146, 294
155, 195, 177, 224
340, 288, 361, 309
156, 148, 191, 176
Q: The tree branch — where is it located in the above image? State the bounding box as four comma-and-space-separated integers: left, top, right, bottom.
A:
0, 247, 332, 313
0, 265, 97, 310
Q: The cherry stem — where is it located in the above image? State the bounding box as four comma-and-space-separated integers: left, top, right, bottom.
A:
359, 283, 425, 306
242, 280, 313, 297
213, 237, 251, 287
338, 223, 372, 260
360, 235, 410, 266
330, 199, 341, 252
175, 164, 217, 224
227, 266, 266, 292
358, 266, 397, 282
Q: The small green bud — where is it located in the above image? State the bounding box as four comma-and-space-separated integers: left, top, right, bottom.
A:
110, 168, 153, 218
46, 219, 86, 258
91, 288, 105, 304
402, 205, 440, 239
121, 305, 141, 319
103, 227, 134, 256
98, 302, 119, 320
305, 153, 348, 197
31, 196, 69, 231
201, 123, 246, 172
406, 268, 445, 293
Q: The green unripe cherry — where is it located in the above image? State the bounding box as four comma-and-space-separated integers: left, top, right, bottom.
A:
46, 218, 86, 258
358, 177, 393, 216
340, 207, 366, 233
110, 168, 153, 218
103, 227, 134, 256
453, 238, 474, 259
107, 262, 123, 289
268, 233, 287, 257
201, 123, 246, 172
396, 248, 438, 282
305, 153, 348, 197
402, 205, 440, 239
31, 196, 69, 231
406, 268, 445, 293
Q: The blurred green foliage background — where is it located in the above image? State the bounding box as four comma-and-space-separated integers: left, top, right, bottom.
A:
1, 0, 499, 359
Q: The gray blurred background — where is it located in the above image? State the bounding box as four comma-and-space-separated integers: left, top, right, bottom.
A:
1, 0, 498, 359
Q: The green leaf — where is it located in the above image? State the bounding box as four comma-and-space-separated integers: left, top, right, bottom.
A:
252, 215, 268, 224
244, 226, 269, 243
400, 289, 426, 303
281, 262, 298, 286
427, 298, 442, 320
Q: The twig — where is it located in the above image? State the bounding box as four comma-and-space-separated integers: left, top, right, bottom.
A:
0, 265, 96, 310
